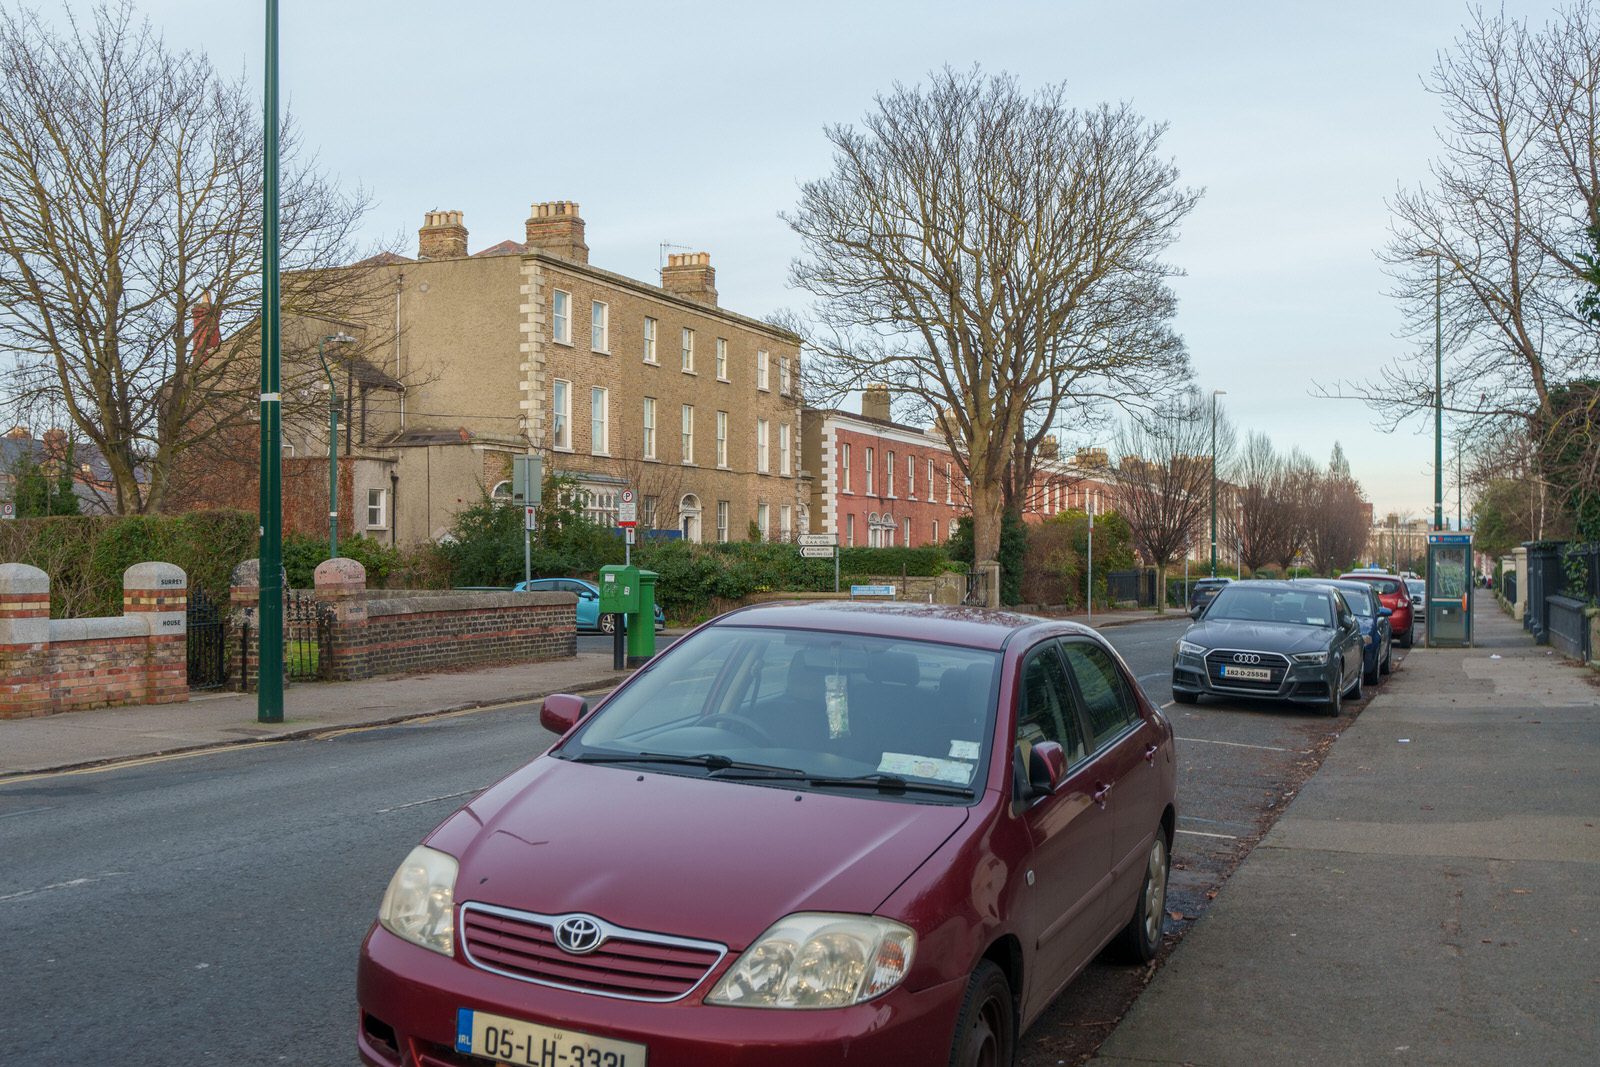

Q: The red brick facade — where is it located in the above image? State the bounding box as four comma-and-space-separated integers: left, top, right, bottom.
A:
803, 410, 968, 547
0, 562, 188, 719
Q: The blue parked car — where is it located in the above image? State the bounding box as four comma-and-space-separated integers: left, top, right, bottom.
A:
1292, 578, 1393, 686
513, 577, 666, 634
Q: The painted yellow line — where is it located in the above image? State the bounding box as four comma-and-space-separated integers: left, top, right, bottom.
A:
2, 742, 280, 784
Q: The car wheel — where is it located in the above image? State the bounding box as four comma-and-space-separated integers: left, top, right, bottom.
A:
1172, 688, 1199, 705
1380, 639, 1393, 676
1324, 674, 1343, 717
1363, 655, 1379, 687
1400, 624, 1414, 649
1347, 665, 1363, 701
1114, 829, 1170, 963
947, 960, 1015, 1067
599, 613, 617, 635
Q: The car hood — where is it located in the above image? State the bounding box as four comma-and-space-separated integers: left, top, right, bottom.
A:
1184, 619, 1333, 655
431, 758, 970, 949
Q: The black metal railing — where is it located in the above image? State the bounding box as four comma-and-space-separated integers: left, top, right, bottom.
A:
285, 590, 332, 682
185, 586, 229, 691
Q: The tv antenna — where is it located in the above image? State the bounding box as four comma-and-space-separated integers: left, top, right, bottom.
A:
659, 242, 693, 268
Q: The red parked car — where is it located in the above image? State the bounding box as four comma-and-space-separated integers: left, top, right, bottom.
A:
357, 602, 1177, 1067
1339, 571, 1415, 647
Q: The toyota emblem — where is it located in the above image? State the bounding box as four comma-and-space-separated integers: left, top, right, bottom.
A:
1231, 653, 1261, 664
553, 915, 605, 955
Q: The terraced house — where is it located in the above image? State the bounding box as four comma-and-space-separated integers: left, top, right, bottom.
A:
288, 202, 806, 544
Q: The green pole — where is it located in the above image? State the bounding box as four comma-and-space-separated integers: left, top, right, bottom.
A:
318, 335, 339, 561
258, 0, 282, 723
1210, 391, 1219, 577
1434, 255, 1443, 531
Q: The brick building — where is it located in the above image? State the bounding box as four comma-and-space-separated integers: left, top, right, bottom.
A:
281, 201, 806, 545
802, 386, 968, 547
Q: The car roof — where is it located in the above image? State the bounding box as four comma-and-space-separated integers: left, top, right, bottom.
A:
1195, 577, 1231, 585
714, 600, 1095, 651
1340, 571, 1401, 580
1292, 577, 1376, 595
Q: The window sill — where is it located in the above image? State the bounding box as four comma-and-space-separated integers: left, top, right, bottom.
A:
553, 338, 573, 348
552, 445, 574, 454
591, 347, 611, 356
591, 451, 611, 458
681, 368, 697, 376
716, 376, 730, 383
644, 359, 659, 367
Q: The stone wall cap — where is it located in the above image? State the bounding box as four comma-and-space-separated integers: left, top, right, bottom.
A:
232, 559, 261, 587
314, 557, 368, 586
367, 590, 574, 616
0, 562, 49, 595
51, 616, 147, 642
124, 562, 187, 591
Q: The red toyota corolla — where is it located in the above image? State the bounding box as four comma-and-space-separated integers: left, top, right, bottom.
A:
357, 602, 1177, 1067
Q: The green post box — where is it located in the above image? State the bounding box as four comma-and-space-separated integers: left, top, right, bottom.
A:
598, 565, 640, 615
627, 569, 659, 666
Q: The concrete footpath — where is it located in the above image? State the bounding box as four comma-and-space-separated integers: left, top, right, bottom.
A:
0, 607, 1171, 779
1091, 607, 1600, 1066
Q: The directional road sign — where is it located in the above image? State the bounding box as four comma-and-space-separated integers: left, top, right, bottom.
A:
800, 545, 836, 559
798, 533, 837, 547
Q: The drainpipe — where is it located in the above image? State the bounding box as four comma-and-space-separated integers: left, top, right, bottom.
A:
389, 470, 399, 547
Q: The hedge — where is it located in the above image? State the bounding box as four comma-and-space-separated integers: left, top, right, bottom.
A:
0, 510, 258, 618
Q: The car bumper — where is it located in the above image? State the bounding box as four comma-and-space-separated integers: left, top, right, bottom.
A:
1171, 657, 1333, 705
357, 925, 966, 1067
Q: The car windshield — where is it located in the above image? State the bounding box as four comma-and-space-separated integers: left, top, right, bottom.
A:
1352, 576, 1402, 595
1406, 579, 1425, 596
563, 624, 1001, 800
1206, 586, 1334, 627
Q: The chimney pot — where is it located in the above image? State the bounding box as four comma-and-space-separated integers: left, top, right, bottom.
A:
661, 250, 718, 306
418, 209, 469, 259
525, 201, 588, 263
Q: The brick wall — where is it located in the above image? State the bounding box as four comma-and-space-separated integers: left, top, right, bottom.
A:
226, 558, 577, 688
0, 561, 188, 719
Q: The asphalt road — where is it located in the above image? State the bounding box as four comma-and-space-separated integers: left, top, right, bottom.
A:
0, 616, 1394, 1066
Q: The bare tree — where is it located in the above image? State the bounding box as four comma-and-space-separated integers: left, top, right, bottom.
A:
1235, 432, 1284, 575
1319, 6, 1600, 531
0, 2, 385, 514
1113, 391, 1215, 613
1261, 448, 1320, 574
786, 67, 1199, 570
1305, 444, 1370, 575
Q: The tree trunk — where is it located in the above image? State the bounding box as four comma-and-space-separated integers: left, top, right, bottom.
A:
970, 475, 1005, 602
1154, 562, 1167, 614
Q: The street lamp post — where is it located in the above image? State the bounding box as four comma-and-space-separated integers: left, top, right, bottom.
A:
1434, 254, 1444, 531
258, 0, 283, 724
1210, 389, 1226, 577
317, 333, 356, 560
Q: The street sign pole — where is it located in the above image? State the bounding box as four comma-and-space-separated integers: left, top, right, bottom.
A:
835, 546, 840, 593
523, 506, 536, 585
257, 0, 283, 724
618, 488, 636, 567
1087, 504, 1095, 623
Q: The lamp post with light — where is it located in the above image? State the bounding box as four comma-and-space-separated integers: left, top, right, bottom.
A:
317, 332, 356, 560
258, 0, 282, 724
1210, 389, 1226, 577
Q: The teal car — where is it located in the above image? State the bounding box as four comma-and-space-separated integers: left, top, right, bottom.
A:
514, 577, 665, 634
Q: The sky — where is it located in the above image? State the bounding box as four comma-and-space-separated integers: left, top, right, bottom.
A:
38, 0, 1566, 518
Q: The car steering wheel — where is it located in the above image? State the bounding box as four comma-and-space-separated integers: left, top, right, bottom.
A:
699, 713, 775, 745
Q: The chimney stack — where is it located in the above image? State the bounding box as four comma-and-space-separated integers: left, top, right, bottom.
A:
525, 201, 588, 263
1040, 434, 1059, 459
418, 210, 468, 259
661, 252, 717, 306
861, 383, 892, 422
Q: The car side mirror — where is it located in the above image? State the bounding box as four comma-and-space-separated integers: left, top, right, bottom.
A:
1378, 607, 1393, 618
1190, 605, 1204, 620
579, 590, 597, 601
539, 693, 589, 734
1028, 741, 1067, 796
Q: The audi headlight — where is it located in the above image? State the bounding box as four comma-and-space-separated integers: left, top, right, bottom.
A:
378, 845, 458, 956
1292, 651, 1329, 665
706, 913, 915, 1009
1177, 640, 1207, 657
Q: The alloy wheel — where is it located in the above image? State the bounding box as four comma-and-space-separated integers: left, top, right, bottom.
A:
1143, 834, 1169, 947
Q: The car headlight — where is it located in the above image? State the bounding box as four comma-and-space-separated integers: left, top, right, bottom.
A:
705, 913, 915, 1009
1292, 651, 1329, 665
1177, 640, 1207, 657
378, 845, 458, 956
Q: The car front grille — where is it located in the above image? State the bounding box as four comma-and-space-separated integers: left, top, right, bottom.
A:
460, 903, 727, 1002
1205, 649, 1290, 690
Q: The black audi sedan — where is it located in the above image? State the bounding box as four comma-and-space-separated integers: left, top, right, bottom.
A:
1171, 581, 1366, 715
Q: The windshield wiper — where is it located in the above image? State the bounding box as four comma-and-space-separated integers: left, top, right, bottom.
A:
566, 751, 804, 777
802, 773, 975, 798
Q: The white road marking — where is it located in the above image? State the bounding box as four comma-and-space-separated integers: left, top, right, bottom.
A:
0, 872, 126, 903
1160, 701, 1175, 709
1175, 736, 1290, 752
377, 788, 483, 814
0, 806, 55, 821
1176, 828, 1239, 840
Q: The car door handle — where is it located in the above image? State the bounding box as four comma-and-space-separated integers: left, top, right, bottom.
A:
1143, 744, 1159, 765
1092, 783, 1112, 808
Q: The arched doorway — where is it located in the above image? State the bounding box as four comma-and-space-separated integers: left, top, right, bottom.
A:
680, 494, 702, 544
